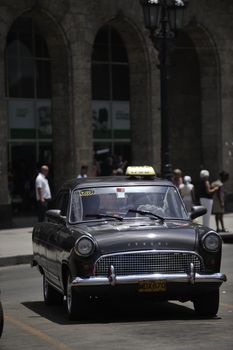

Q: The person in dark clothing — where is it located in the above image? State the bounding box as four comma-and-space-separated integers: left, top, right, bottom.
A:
212, 170, 229, 232
101, 157, 113, 176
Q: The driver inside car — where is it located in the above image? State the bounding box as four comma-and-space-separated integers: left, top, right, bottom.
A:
82, 195, 100, 219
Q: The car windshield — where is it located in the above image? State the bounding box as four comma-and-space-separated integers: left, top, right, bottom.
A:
69, 185, 188, 223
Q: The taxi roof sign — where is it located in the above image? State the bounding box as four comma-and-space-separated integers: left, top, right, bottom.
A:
126, 166, 156, 176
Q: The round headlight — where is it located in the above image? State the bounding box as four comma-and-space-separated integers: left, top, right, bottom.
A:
75, 237, 95, 256
202, 232, 221, 252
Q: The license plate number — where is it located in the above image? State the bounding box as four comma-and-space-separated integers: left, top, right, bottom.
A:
138, 280, 167, 293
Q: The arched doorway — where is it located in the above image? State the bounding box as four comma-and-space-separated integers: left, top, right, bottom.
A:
168, 30, 202, 180
6, 15, 52, 214
168, 24, 220, 182
91, 19, 161, 174
92, 24, 131, 175
5, 11, 71, 216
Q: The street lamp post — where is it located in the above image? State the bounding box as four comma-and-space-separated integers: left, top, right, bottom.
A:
140, 0, 188, 179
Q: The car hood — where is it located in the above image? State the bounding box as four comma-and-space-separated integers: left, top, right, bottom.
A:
76, 220, 198, 255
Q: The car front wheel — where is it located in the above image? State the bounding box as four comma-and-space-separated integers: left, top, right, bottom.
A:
193, 290, 219, 317
43, 275, 63, 305
66, 274, 84, 320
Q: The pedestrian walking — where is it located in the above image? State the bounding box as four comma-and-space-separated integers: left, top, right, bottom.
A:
179, 175, 195, 212
35, 165, 51, 222
172, 168, 183, 188
199, 169, 218, 227
212, 170, 229, 232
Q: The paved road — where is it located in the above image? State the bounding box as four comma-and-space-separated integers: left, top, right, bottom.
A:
0, 242, 232, 350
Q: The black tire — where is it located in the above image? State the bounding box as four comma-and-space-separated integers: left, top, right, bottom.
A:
43, 275, 64, 305
66, 274, 84, 320
0, 301, 4, 338
193, 290, 219, 317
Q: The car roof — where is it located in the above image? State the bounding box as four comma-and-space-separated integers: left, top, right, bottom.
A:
59, 176, 174, 192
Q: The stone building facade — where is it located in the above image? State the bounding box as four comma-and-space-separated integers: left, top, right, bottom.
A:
0, 0, 233, 227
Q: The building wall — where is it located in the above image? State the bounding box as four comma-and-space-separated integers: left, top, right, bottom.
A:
0, 0, 233, 226
188, 0, 233, 197
0, 3, 15, 226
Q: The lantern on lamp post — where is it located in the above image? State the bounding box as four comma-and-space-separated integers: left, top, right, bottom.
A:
140, 0, 188, 179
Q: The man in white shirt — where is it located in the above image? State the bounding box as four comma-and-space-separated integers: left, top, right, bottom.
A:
35, 165, 51, 222
77, 165, 88, 178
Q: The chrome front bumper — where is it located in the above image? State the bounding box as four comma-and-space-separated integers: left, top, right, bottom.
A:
72, 265, 227, 287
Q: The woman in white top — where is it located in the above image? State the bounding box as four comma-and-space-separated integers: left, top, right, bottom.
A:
198, 169, 218, 227
179, 175, 195, 212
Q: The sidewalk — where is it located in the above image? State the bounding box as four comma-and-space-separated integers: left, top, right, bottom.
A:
0, 214, 233, 267
0, 216, 37, 267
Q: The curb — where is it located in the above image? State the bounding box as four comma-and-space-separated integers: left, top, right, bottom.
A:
0, 254, 33, 267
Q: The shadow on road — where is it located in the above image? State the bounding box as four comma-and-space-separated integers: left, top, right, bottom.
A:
22, 298, 216, 325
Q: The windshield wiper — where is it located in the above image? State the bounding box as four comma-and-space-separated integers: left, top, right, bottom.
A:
128, 209, 165, 222
85, 214, 124, 221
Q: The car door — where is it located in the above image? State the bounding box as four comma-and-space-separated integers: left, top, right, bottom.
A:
45, 190, 70, 288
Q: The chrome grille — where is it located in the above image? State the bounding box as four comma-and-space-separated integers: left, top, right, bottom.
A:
94, 251, 204, 276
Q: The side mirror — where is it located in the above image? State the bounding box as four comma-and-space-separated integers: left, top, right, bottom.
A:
190, 205, 207, 220
46, 209, 66, 224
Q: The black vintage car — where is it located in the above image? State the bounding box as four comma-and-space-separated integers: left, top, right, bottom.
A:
32, 166, 227, 320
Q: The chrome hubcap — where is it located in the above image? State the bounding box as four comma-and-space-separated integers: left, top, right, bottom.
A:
43, 277, 48, 298
67, 276, 72, 312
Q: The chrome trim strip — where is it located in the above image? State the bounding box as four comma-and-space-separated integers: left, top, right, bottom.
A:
95, 249, 204, 261
71, 272, 227, 287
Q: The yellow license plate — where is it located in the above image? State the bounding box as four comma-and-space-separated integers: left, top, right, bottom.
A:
138, 280, 167, 293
